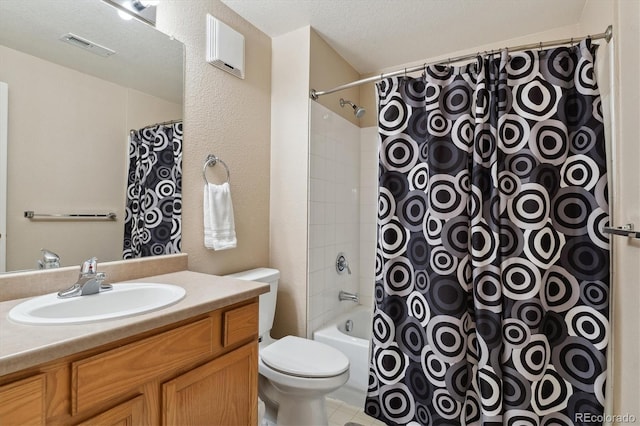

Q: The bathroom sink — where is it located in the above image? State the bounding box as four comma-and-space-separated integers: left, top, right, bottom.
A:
8, 283, 186, 325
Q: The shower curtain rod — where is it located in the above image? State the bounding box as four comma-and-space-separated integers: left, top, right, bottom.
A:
129, 119, 182, 134
309, 25, 613, 99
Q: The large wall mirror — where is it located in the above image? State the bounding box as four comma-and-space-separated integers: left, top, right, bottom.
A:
0, 0, 184, 272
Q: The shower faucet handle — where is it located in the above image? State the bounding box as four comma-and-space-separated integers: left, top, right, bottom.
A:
336, 253, 351, 275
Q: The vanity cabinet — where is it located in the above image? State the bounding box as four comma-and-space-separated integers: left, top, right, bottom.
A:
0, 374, 46, 425
0, 298, 259, 426
77, 395, 145, 426
163, 342, 257, 425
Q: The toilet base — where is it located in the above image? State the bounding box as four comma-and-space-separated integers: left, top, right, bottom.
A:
276, 395, 328, 426
259, 373, 346, 426
258, 338, 349, 426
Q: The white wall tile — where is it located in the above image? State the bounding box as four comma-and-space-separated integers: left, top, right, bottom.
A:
310, 155, 323, 179
308, 293, 323, 320
360, 202, 377, 224
309, 269, 325, 296
308, 247, 325, 272
309, 201, 322, 225
309, 102, 371, 333
309, 178, 322, 202
358, 126, 379, 305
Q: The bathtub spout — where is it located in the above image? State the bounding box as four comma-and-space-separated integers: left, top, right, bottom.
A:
339, 290, 359, 303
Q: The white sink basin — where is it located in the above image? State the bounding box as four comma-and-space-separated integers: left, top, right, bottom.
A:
8, 283, 186, 325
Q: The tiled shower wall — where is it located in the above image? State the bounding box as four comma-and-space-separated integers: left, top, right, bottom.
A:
358, 126, 379, 310
308, 102, 360, 335
307, 101, 379, 336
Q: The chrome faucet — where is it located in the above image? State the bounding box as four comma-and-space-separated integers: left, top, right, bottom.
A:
57, 257, 112, 298
336, 253, 352, 275
339, 290, 359, 303
38, 248, 60, 269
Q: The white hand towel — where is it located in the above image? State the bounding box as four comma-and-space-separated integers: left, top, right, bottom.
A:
204, 182, 237, 250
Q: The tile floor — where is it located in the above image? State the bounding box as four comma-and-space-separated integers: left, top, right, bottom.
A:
326, 398, 386, 426
262, 397, 386, 426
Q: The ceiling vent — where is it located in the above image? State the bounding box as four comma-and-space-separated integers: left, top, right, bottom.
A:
59, 33, 115, 57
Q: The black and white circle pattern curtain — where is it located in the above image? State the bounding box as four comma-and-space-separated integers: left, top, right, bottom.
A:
366, 39, 609, 425
123, 122, 182, 259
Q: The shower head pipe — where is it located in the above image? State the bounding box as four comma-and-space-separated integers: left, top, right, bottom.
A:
339, 98, 366, 118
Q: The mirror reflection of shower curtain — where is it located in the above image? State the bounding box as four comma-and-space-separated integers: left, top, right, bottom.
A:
366, 39, 610, 424
123, 122, 182, 259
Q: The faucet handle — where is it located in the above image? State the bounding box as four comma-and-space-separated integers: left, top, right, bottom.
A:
96, 272, 112, 292
41, 248, 60, 262
38, 248, 60, 269
80, 257, 98, 274
336, 253, 352, 275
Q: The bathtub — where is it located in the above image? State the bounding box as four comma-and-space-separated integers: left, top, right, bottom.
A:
313, 305, 372, 407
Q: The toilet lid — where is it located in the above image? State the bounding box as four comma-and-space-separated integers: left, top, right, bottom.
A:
260, 336, 349, 378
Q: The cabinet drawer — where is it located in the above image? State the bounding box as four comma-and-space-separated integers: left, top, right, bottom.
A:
72, 317, 213, 414
0, 374, 45, 426
223, 302, 258, 347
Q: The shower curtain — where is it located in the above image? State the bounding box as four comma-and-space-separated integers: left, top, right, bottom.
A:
366, 40, 609, 425
123, 122, 182, 259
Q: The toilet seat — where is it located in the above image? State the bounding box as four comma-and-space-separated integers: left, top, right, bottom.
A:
260, 335, 349, 378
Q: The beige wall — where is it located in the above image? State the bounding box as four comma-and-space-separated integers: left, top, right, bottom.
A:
310, 30, 361, 126
156, 0, 272, 276
270, 26, 311, 338
0, 45, 180, 271
269, 27, 363, 338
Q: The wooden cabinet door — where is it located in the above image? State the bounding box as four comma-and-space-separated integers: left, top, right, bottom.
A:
0, 374, 45, 426
76, 395, 144, 426
162, 342, 258, 426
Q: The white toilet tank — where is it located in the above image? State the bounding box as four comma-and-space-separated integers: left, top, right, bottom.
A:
225, 268, 279, 340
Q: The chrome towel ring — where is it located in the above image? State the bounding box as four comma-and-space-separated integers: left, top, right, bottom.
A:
202, 154, 230, 184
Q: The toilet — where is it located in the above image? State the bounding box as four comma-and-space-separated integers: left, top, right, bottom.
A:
226, 268, 349, 426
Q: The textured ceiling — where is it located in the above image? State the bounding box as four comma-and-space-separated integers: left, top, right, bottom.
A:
221, 0, 588, 74
0, 0, 183, 103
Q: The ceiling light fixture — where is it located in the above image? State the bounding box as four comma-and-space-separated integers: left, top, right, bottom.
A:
102, 0, 158, 26
117, 9, 134, 20
130, 0, 149, 11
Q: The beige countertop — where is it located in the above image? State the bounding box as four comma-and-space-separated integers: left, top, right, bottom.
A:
0, 270, 269, 376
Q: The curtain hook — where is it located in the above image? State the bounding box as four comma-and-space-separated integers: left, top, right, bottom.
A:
404, 68, 407, 78
539, 41, 543, 51
570, 37, 574, 47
